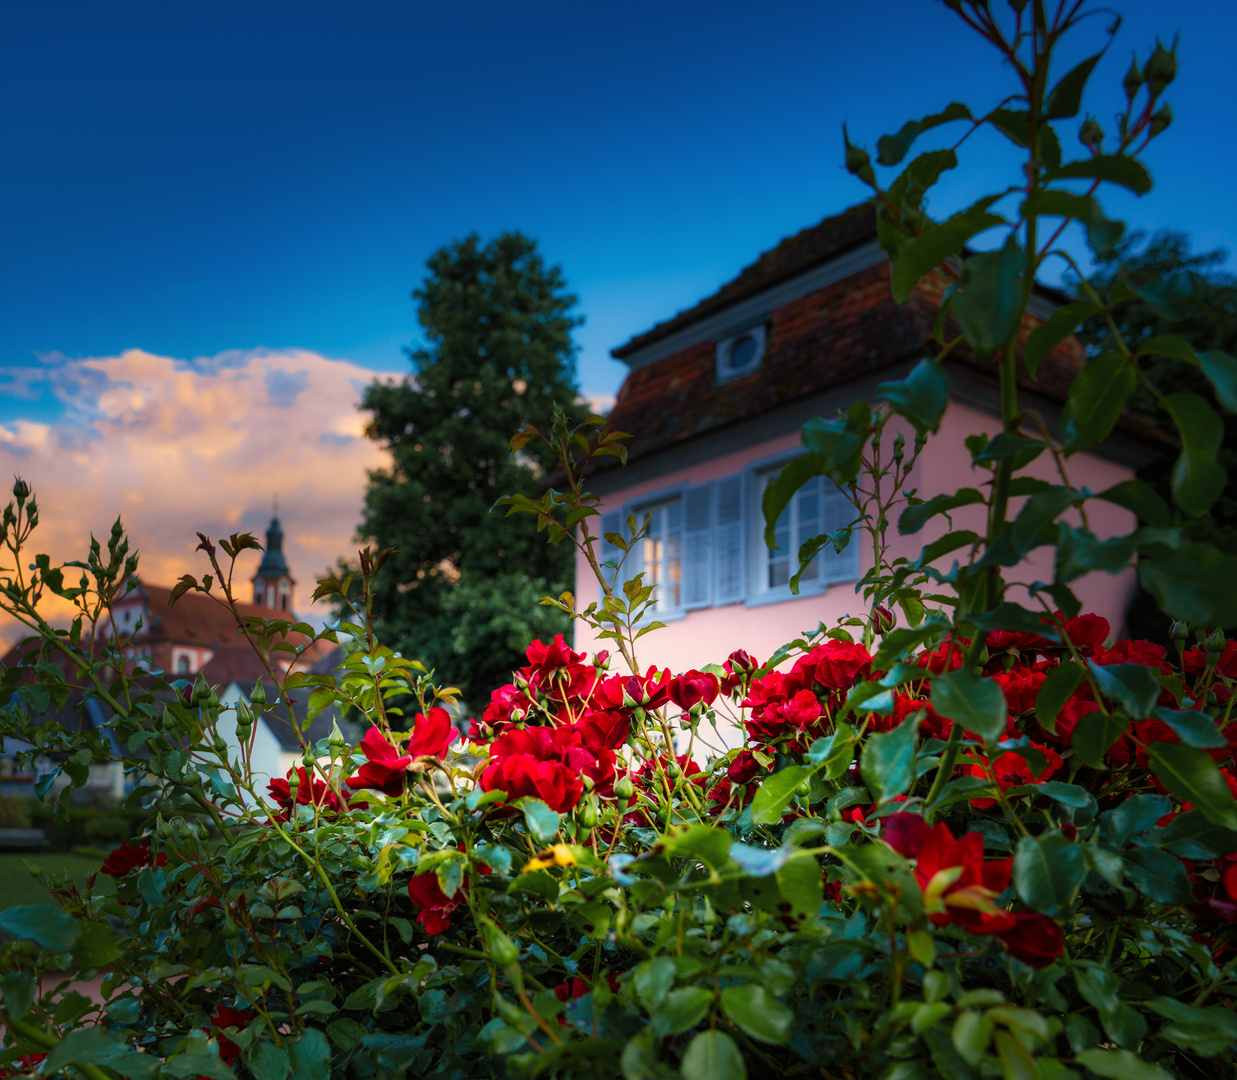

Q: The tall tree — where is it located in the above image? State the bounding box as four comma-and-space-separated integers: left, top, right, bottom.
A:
1073, 231, 1237, 639
356, 233, 589, 708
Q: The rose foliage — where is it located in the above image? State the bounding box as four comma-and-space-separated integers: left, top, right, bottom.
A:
4, 4, 1237, 1079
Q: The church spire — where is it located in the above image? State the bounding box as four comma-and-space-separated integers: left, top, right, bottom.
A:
252, 512, 295, 612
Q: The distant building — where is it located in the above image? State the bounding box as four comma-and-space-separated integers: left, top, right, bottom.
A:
1, 515, 354, 802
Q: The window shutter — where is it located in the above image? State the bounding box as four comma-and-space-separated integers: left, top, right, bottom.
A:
682, 484, 713, 610
714, 474, 745, 605
819, 480, 859, 584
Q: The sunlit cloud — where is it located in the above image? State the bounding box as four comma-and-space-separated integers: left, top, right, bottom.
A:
0, 347, 390, 644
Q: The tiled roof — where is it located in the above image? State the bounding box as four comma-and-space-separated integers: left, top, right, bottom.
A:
127, 583, 273, 647
602, 204, 1166, 467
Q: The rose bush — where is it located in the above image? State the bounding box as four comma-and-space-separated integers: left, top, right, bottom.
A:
4, 2, 1237, 1078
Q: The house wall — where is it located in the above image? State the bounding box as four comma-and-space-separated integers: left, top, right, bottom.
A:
573, 401, 1137, 673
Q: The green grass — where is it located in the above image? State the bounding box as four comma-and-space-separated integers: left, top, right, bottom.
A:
0, 852, 116, 910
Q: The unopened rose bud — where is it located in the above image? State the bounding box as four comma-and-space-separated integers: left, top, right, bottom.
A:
11, 478, 29, 502
1144, 39, 1176, 96
249, 681, 267, 706
873, 605, 896, 635
1078, 115, 1104, 148
892, 432, 905, 463
614, 774, 635, 801
1123, 55, 1143, 99
327, 721, 346, 751
1170, 620, 1190, 643
1148, 102, 1172, 137
577, 797, 599, 829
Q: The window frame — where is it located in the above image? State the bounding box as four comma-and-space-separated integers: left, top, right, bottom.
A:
715, 324, 767, 384
744, 449, 860, 608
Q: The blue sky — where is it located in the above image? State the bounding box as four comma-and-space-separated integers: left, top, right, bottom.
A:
1, 0, 1234, 418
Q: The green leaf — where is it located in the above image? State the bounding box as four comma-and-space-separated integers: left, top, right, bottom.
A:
1054, 523, 1137, 584
1161, 391, 1226, 516
806, 722, 858, 781
931, 669, 1007, 742
877, 358, 950, 435
860, 716, 919, 803
660, 823, 733, 869
1059, 351, 1136, 453
1072, 711, 1131, 769
1138, 333, 1200, 364
249, 1042, 290, 1080
1146, 742, 1237, 830
163, 1049, 236, 1080
1046, 156, 1152, 194
1036, 662, 1086, 732
520, 798, 561, 844
633, 957, 675, 1010
680, 1030, 746, 1080
773, 853, 824, 927
899, 488, 985, 535
951, 237, 1024, 356
0, 905, 80, 952
763, 454, 823, 550
2, 971, 35, 1021
655, 987, 714, 1037
287, 1031, 329, 1080
720, 984, 793, 1045
1151, 810, 1237, 859
1200, 350, 1237, 412
752, 765, 815, 825
800, 409, 868, 473
1123, 847, 1194, 905
1094, 479, 1170, 528
72, 922, 121, 968
1044, 52, 1103, 119
1074, 1048, 1173, 1080
952, 1011, 993, 1067
1136, 273, 1202, 321
1139, 542, 1237, 628
1025, 301, 1097, 379
1087, 661, 1160, 719
1154, 707, 1227, 749
877, 102, 972, 166
1013, 833, 1086, 917
1102, 793, 1171, 849
890, 199, 1004, 304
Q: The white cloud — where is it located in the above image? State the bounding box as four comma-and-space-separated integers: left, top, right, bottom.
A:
0, 347, 390, 644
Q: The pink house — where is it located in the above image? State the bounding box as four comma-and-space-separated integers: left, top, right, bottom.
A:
574, 204, 1162, 672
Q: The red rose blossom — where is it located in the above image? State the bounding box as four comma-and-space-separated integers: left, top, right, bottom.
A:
101, 840, 167, 878
480, 726, 596, 812
668, 669, 721, 711
994, 910, 1064, 967
911, 822, 1016, 935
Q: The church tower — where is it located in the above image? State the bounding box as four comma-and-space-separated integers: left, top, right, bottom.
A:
252, 516, 295, 613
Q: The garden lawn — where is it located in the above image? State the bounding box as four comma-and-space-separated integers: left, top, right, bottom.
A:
0, 852, 115, 910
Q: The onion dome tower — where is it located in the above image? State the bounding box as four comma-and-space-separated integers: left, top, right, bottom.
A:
252, 515, 295, 612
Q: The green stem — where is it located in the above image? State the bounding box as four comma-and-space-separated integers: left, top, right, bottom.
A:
923, 726, 963, 821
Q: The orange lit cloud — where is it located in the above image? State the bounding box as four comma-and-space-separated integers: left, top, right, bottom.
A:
0, 347, 391, 643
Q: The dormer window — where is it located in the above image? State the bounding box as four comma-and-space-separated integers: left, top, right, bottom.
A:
716, 325, 766, 383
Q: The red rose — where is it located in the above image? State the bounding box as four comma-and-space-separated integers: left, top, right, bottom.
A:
993, 669, 1046, 716
574, 708, 630, 752
995, 911, 1064, 967
883, 812, 933, 859
795, 640, 872, 691
727, 749, 763, 785
1095, 639, 1171, 673
668, 670, 721, 711
346, 727, 414, 796
1062, 613, 1109, 656
100, 840, 167, 878
407, 707, 459, 759
918, 638, 969, 674
269, 766, 356, 819
407, 870, 465, 935
1052, 698, 1100, 745
913, 822, 1015, 935
208, 1005, 254, 1065
480, 727, 594, 813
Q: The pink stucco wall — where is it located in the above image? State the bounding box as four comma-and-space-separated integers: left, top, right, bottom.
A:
572, 402, 1137, 672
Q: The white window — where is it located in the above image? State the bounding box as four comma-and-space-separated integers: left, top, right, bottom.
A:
758, 468, 857, 596
639, 500, 683, 612
715, 325, 766, 383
